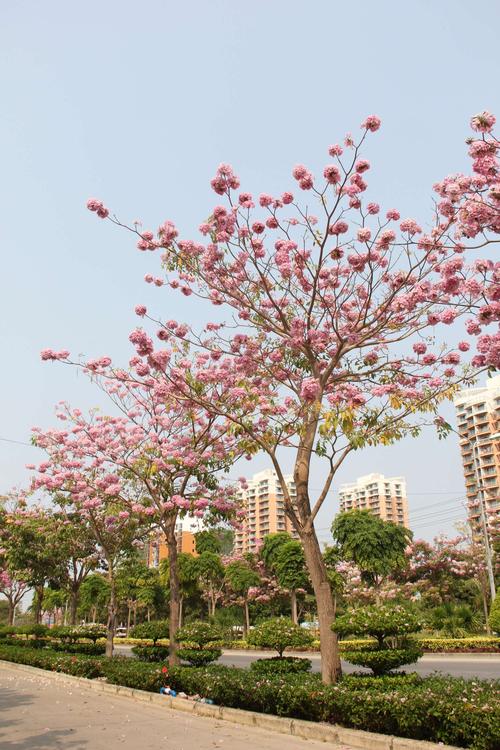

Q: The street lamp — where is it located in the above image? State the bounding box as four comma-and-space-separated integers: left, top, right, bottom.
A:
470, 431, 499, 600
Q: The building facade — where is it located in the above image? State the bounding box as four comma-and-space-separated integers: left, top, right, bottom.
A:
338, 472, 409, 527
234, 468, 299, 554
146, 518, 199, 568
454, 375, 500, 533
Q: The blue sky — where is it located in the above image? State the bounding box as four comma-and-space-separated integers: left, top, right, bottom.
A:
1, 0, 499, 544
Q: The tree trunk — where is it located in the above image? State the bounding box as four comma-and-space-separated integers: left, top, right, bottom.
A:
69, 587, 79, 626
7, 599, 14, 626
34, 586, 44, 624
300, 528, 341, 684
106, 564, 116, 658
91, 605, 97, 624
243, 599, 250, 636
147, 607, 151, 622
165, 522, 180, 666
126, 604, 131, 636
290, 589, 298, 624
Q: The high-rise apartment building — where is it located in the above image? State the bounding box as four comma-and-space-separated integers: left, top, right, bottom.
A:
338, 473, 409, 527
454, 375, 500, 533
146, 517, 200, 568
234, 468, 299, 554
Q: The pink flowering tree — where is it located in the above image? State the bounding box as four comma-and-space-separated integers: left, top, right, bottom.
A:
30, 441, 149, 655
79, 112, 499, 682
401, 534, 492, 630
0, 571, 28, 626
31, 382, 241, 663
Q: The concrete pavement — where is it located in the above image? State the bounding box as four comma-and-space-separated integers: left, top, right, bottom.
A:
0, 664, 354, 750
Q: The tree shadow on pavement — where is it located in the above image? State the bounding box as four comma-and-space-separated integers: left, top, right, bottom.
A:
0, 686, 86, 749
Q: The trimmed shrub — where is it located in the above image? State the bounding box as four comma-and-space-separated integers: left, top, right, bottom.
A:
0, 644, 102, 678
333, 604, 423, 675
247, 618, 314, 657
131, 645, 170, 662
342, 646, 422, 675
176, 621, 223, 667
50, 642, 106, 656
0, 625, 16, 638
250, 656, 312, 675
103, 658, 168, 691
417, 636, 500, 653
489, 594, 500, 635
129, 620, 169, 645
176, 648, 222, 667
17, 624, 49, 639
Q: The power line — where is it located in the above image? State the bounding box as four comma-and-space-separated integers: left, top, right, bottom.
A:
0, 437, 34, 447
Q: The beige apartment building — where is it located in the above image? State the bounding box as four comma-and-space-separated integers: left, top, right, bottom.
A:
234, 469, 299, 554
454, 375, 500, 534
338, 473, 409, 527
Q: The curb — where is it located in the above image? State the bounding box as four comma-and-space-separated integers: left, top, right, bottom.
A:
0, 660, 462, 750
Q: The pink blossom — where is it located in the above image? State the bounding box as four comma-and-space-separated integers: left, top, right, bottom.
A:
300, 378, 321, 402
361, 115, 381, 132
470, 111, 496, 133
135, 305, 147, 317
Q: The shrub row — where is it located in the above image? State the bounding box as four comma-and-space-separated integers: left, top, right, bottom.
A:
0, 643, 498, 749
229, 636, 500, 653
417, 637, 500, 653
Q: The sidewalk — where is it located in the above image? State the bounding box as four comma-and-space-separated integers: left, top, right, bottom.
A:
0, 664, 354, 750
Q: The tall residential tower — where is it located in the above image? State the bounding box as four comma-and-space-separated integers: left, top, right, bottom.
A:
338, 473, 409, 527
234, 468, 299, 554
454, 375, 500, 533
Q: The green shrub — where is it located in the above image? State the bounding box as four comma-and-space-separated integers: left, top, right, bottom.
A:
48, 625, 107, 643
342, 646, 422, 676
16, 624, 49, 639
177, 648, 222, 667
0, 644, 102, 678
50, 641, 106, 656
429, 603, 482, 638
131, 645, 170, 662
103, 658, 168, 691
247, 618, 314, 657
129, 620, 169, 644
250, 656, 312, 675
0, 625, 16, 638
176, 621, 223, 666
333, 605, 423, 675
489, 594, 500, 635
417, 636, 500, 653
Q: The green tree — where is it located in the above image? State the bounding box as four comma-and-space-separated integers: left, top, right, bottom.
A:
273, 541, 308, 624
194, 530, 222, 555
332, 510, 412, 603
78, 573, 110, 624
225, 559, 261, 635
197, 551, 225, 616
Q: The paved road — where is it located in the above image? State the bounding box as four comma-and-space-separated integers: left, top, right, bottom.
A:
0, 664, 354, 750
114, 644, 500, 680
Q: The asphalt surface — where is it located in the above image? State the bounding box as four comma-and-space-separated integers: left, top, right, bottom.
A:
114, 644, 500, 680
0, 664, 354, 750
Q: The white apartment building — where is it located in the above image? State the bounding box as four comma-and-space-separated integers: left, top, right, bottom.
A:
338, 473, 409, 527
454, 375, 500, 533
234, 468, 299, 554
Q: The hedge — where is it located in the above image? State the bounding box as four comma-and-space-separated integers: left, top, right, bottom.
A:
229, 636, 500, 653
0, 643, 498, 750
